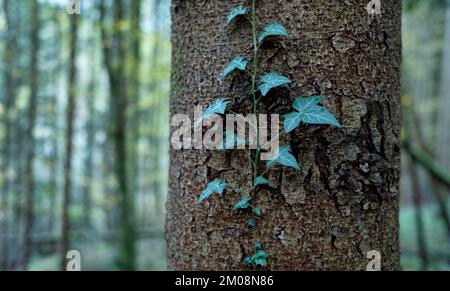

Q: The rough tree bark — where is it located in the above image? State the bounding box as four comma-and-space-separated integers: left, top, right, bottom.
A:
167, 0, 401, 270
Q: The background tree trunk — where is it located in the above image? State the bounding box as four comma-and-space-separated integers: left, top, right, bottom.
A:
167, 0, 401, 271
99, 0, 137, 270
61, 12, 78, 271
437, 2, 450, 193
1, 0, 15, 270
21, 0, 40, 270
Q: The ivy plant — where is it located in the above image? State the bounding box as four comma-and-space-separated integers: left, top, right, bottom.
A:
195, 0, 341, 268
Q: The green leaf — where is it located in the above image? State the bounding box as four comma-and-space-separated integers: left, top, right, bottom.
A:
267, 145, 301, 170
234, 197, 251, 209
222, 56, 249, 79
217, 131, 246, 150
197, 179, 229, 205
258, 23, 288, 43
254, 257, 267, 267
247, 218, 256, 228
258, 72, 291, 96
243, 256, 253, 267
255, 242, 263, 251
253, 207, 262, 216
285, 96, 341, 131
299, 106, 341, 127
293, 95, 323, 112
251, 250, 268, 267
255, 176, 270, 186
195, 98, 229, 126
283, 112, 302, 133
227, 6, 247, 25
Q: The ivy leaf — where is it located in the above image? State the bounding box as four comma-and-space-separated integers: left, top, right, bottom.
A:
253, 207, 262, 217
234, 197, 251, 209
293, 95, 323, 112
197, 179, 228, 205
255, 176, 270, 186
283, 112, 302, 134
227, 6, 247, 25
217, 131, 246, 150
267, 145, 301, 170
247, 218, 256, 228
284, 96, 341, 133
258, 72, 291, 96
258, 23, 288, 43
195, 98, 229, 126
243, 256, 253, 267
255, 242, 263, 251
222, 56, 249, 79
252, 250, 268, 267
299, 106, 341, 127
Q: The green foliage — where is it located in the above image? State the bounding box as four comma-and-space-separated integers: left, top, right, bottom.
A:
284, 96, 341, 132
253, 207, 262, 216
252, 250, 268, 267
284, 112, 302, 134
244, 245, 268, 268
259, 72, 291, 96
222, 56, 249, 79
195, 98, 229, 126
197, 179, 228, 204
200, 0, 340, 269
258, 23, 288, 43
234, 197, 252, 209
267, 145, 301, 170
255, 176, 270, 186
247, 218, 256, 228
227, 6, 247, 25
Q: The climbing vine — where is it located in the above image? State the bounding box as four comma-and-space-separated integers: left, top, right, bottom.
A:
195, 0, 341, 269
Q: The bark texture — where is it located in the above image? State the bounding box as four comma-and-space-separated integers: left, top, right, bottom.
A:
167, 0, 401, 271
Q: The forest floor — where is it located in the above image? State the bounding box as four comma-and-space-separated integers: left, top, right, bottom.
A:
400, 202, 450, 271
27, 202, 449, 271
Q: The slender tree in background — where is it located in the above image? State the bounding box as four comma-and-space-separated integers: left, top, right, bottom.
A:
21, 0, 40, 270
128, 0, 142, 203
100, 0, 137, 270
1, 0, 15, 270
83, 78, 96, 228
61, 12, 79, 271
167, 0, 401, 270
437, 1, 450, 196
147, 0, 162, 218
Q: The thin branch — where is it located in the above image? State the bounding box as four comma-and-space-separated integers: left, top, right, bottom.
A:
402, 139, 450, 190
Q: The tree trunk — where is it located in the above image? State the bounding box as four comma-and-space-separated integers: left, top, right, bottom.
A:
83, 79, 95, 228
167, 0, 401, 271
407, 157, 429, 270
21, 0, 40, 270
99, 0, 136, 270
61, 12, 78, 271
127, 0, 142, 206
437, 3, 450, 194
1, 0, 15, 271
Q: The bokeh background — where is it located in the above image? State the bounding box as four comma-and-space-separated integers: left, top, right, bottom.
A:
0, 0, 449, 271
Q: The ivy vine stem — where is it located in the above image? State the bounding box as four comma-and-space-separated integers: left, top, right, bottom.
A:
250, 0, 260, 180
197, 2, 341, 268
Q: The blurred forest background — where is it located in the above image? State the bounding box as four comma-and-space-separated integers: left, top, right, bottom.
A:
0, 0, 449, 271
